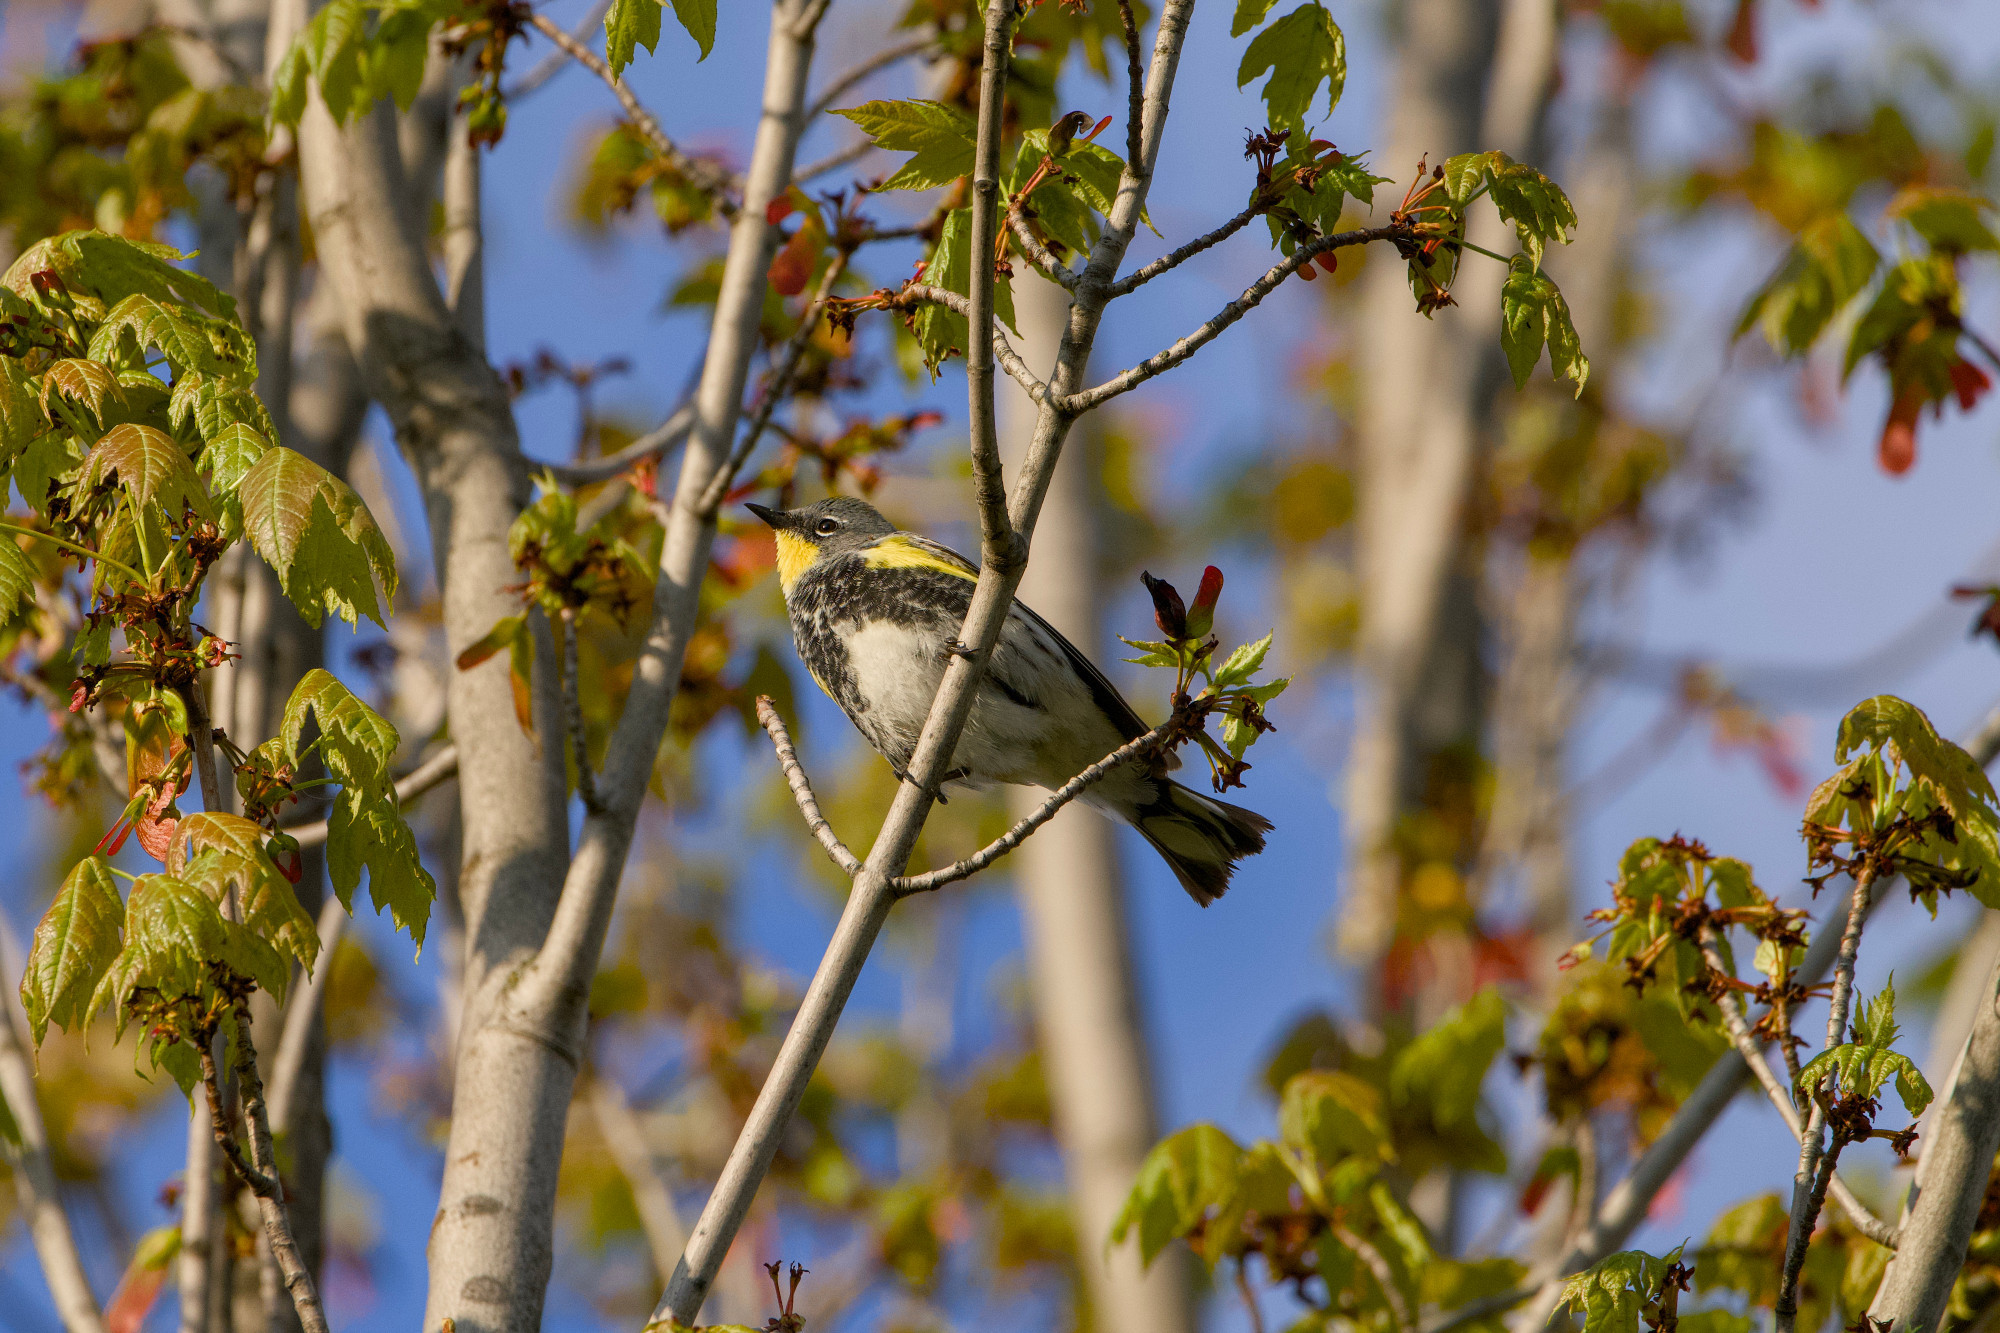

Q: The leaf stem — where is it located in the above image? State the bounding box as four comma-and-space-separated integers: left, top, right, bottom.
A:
0, 519, 149, 587
1438, 233, 1515, 266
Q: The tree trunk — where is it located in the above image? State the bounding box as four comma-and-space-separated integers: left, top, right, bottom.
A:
1000, 274, 1195, 1333
1869, 946, 2000, 1333
1338, 0, 1506, 969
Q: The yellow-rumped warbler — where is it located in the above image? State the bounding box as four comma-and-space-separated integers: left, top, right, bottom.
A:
747, 496, 1271, 903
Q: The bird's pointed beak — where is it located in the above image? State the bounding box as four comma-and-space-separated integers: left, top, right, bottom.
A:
744, 502, 782, 528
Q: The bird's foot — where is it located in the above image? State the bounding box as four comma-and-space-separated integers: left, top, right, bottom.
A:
945, 640, 978, 660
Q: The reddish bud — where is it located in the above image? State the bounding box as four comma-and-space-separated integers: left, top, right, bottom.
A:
1186, 565, 1223, 638
1296, 262, 1318, 281
766, 196, 796, 225
1879, 391, 1922, 476
69, 680, 89, 713
1140, 571, 1188, 639
1949, 358, 1992, 412
28, 269, 64, 301
1316, 251, 1339, 276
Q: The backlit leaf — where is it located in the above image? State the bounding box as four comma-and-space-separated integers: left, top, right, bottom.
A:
605, 0, 662, 76
82, 423, 214, 520
21, 856, 124, 1045
239, 446, 397, 627
833, 100, 976, 192
1237, 4, 1346, 133
1501, 256, 1590, 396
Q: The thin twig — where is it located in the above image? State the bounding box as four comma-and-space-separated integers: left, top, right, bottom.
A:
757, 697, 861, 875
1236, 1258, 1267, 1333
894, 284, 1049, 402
201, 1012, 329, 1333
893, 724, 1167, 894
0, 520, 149, 591
559, 610, 601, 812
524, 11, 741, 218
1777, 866, 1877, 1332
806, 35, 935, 119
1106, 201, 1263, 298
796, 137, 878, 184
1696, 930, 1898, 1247
1006, 210, 1081, 291
505, 0, 613, 98
544, 404, 697, 488
698, 248, 851, 515
1117, 0, 1144, 171
1062, 224, 1410, 413
962, 0, 1017, 554
279, 745, 460, 849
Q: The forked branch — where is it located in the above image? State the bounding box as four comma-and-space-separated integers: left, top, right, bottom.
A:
200, 1011, 329, 1333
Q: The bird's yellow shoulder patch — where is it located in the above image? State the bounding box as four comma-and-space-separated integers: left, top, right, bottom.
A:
863, 534, 977, 580
775, 530, 818, 593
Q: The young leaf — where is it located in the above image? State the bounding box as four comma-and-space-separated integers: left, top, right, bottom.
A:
168, 813, 320, 973
1389, 987, 1509, 1174
4, 232, 235, 321
1797, 976, 1934, 1117
605, 0, 663, 76
1232, 0, 1285, 34
1500, 256, 1590, 396
81, 423, 214, 521
21, 856, 125, 1045
668, 0, 716, 58
1560, 1248, 1683, 1333
87, 293, 253, 380
832, 100, 976, 192
238, 446, 398, 627
326, 784, 435, 947
1237, 3, 1346, 133
1212, 631, 1274, 690
280, 668, 399, 791
0, 533, 37, 626
1736, 214, 1879, 356
1110, 1123, 1244, 1267
1279, 1069, 1392, 1169
197, 421, 270, 494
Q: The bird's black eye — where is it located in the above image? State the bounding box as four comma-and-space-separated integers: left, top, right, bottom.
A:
814, 517, 840, 536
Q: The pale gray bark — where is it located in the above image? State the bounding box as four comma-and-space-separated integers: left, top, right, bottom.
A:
1340, 0, 1557, 969
0, 978, 105, 1333
1001, 274, 1193, 1333
1869, 946, 2000, 1333
297, 56, 575, 1333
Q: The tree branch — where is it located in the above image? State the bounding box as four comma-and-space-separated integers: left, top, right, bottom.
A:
1062, 224, 1409, 413
201, 1011, 329, 1333
1487, 874, 1892, 1333
1696, 930, 1898, 1247
1106, 201, 1263, 298
796, 136, 877, 184
0, 977, 104, 1333
653, 4, 1202, 1324
893, 284, 1048, 402
523, 10, 742, 218
278, 745, 459, 849
1334, 1222, 1413, 1333
893, 724, 1168, 895
963, 0, 1016, 554
806, 34, 934, 120
544, 404, 696, 488
1006, 210, 1081, 291
755, 697, 861, 876
505, 0, 613, 99
1777, 866, 1876, 1333
1116, 0, 1144, 171
1869, 945, 2000, 1333
697, 247, 852, 515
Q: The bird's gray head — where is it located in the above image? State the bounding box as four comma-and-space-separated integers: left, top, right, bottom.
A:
746, 496, 898, 587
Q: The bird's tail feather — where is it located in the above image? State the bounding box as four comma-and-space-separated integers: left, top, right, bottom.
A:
1133, 781, 1272, 906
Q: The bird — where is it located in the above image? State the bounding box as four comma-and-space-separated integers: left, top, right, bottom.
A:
746, 496, 1271, 903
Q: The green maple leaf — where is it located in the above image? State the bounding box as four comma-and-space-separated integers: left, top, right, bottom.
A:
833, 100, 976, 192
238, 446, 397, 627
21, 856, 125, 1046
1237, 3, 1346, 133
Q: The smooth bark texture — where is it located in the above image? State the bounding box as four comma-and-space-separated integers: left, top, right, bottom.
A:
1341, 0, 1557, 972
1002, 274, 1194, 1333
1338, 0, 1503, 966
1869, 946, 2000, 1333
297, 56, 575, 1333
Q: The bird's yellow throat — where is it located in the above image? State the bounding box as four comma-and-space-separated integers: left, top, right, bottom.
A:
775, 530, 817, 593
